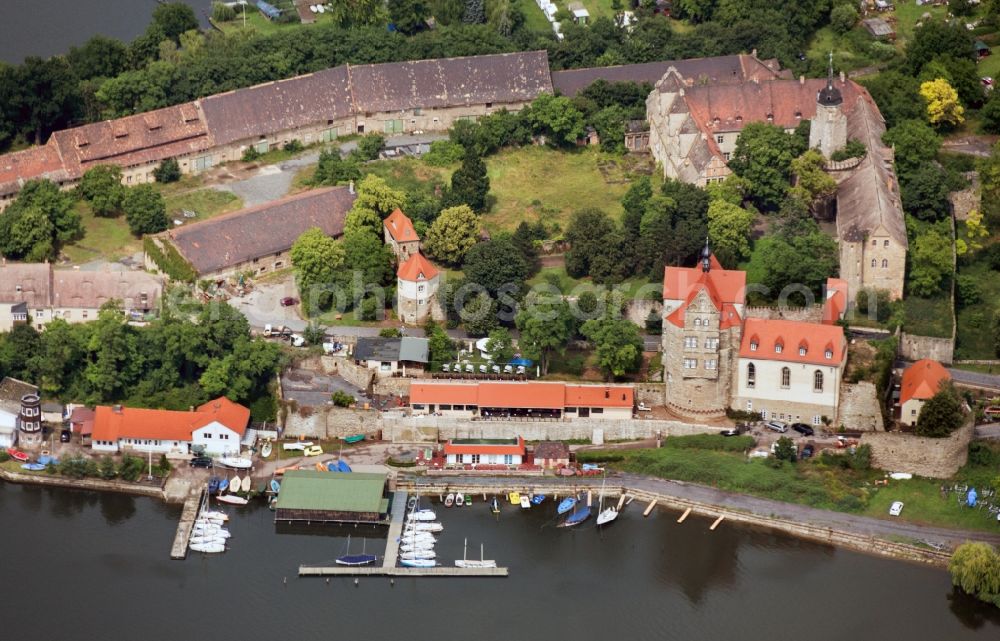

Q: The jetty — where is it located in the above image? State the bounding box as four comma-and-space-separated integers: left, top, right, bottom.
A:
170, 487, 205, 560
382, 490, 408, 569
299, 565, 509, 577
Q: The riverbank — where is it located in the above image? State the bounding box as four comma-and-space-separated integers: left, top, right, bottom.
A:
0, 466, 166, 500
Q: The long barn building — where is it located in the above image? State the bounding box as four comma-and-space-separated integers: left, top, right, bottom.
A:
0, 52, 781, 209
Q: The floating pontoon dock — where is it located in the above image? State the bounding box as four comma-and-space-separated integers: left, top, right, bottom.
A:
170, 487, 205, 560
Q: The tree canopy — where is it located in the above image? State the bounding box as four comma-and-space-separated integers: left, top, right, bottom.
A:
729, 123, 804, 210
122, 184, 168, 235
0, 178, 80, 261
915, 381, 964, 437
462, 237, 530, 298
580, 315, 643, 380
424, 204, 481, 266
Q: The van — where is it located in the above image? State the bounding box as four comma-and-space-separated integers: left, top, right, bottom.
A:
765, 420, 788, 433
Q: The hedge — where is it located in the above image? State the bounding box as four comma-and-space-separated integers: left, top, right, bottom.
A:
143, 236, 197, 282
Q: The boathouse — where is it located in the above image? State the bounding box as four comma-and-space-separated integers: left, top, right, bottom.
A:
275, 471, 390, 524
443, 437, 526, 466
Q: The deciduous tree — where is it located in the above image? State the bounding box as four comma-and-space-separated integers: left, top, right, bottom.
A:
915, 381, 964, 437
424, 204, 481, 265
580, 315, 643, 380
909, 229, 953, 297
122, 184, 168, 235
78, 165, 126, 217
707, 199, 754, 268
920, 78, 965, 127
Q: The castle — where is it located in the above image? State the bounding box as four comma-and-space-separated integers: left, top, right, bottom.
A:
646, 65, 906, 303
662, 244, 849, 426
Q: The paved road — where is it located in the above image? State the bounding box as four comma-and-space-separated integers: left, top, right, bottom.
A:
948, 366, 1000, 391
402, 473, 1000, 549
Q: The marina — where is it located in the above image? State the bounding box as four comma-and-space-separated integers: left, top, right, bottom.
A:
169, 488, 205, 560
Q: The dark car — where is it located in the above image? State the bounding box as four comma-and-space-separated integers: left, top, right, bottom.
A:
189, 456, 213, 468
59, 428, 72, 443
280, 297, 298, 307
791, 423, 815, 436
800, 443, 815, 459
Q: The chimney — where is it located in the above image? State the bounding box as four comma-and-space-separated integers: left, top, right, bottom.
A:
189, 405, 195, 412
112, 404, 122, 414
751, 48, 758, 59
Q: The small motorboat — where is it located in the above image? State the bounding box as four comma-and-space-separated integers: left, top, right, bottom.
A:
444, 493, 455, 507
519, 496, 531, 509
240, 475, 252, 493
490, 496, 500, 514
556, 497, 578, 515
201, 510, 229, 522
596, 507, 619, 526
208, 477, 221, 493
400, 558, 436, 568
400, 542, 435, 553
269, 479, 281, 493
400, 550, 436, 560
558, 505, 592, 528
336, 460, 352, 473
405, 522, 443, 533
230, 474, 241, 492
408, 509, 437, 522
464, 494, 472, 506
6, 448, 28, 462
260, 441, 272, 458
21, 462, 46, 471
216, 495, 249, 506
530, 494, 546, 505
508, 492, 520, 505
455, 493, 465, 507
218, 457, 252, 469
342, 434, 365, 444
217, 478, 229, 493
37, 455, 57, 466
189, 542, 226, 554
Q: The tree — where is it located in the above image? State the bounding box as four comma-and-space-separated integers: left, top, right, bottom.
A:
729, 123, 801, 210
516, 299, 574, 375
460, 291, 498, 336
341, 229, 395, 288
463, 0, 486, 24
354, 132, 386, 161
706, 199, 754, 268
122, 184, 168, 235
636, 180, 709, 277
0, 178, 78, 260
957, 209, 989, 255
580, 316, 643, 380
462, 237, 529, 297
524, 93, 586, 146
905, 20, 973, 74
746, 232, 839, 303
424, 321, 456, 363
915, 381, 964, 437
388, 0, 429, 33
920, 78, 965, 128
78, 165, 125, 217
510, 221, 541, 275
949, 543, 1000, 608
448, 150, 490, 212
424, 205, 481, 265
151, 2, 200, 44
302, 323, 328, 346
909, 229, 953, 297
565, 208, 618, 278
484, 327, 515, 363
790, 150, 836, 202
882, 120, 942, 180
980, 91, 1000, 135
312, 149, 361, 186
290, 227, 346, 311
829, 3, 857, 35
773, 436, 797, 463
622, 175, 653, 239
861, 72, 924, 129
901, 165, 951, 222
67, 35, 128, 81
351, 174, 406, 217
153, 158, 181, 183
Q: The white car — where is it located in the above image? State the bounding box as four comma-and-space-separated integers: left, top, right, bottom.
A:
889, 501, 904, 517
637, 402, 652, 412
290, 334, 305, 347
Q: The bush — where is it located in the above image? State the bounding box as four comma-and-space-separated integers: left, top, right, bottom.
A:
332, 391, 355, 407
575, 451, 625, 464
283, 139, 303, 153
856, 288, 893, 322
0, 450, 9, 462
830, 4, 858, 35
830, 139, 866, 162
144, 236, 197, 281
662, 433, 755, 452
153, 158, 181, 183
956, 274, 982, 307
212, 1, 236, 21
241, 146, 262, 162
118, 455, 146, 482
424, 140, 466, 166
353, 132, 386, 161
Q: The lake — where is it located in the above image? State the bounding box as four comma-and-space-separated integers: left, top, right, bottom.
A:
1, 482, 998, 640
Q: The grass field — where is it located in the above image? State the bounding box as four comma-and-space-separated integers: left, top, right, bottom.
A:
903, 292, 954, 338
956, 256, 1000, 358
485, 146, 634, 233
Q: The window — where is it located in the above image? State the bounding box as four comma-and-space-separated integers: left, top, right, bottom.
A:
872, 239, 877, 247
747, 363, 756, 388
412, 404, 425, 410
205, 433, 212, 439
910, 409, 916, 416
825, 349, 833, 359
683, 358, 697, 369
591, 408, 603, 414
775, 343, 783, 354
761, 409, 769, 420
684, 336, 698, 349
471, 454, 480, 464
503, 454, 513, 465
812, 415, 821, 426
882, 259, 888, 268
418, 299, 425, 305
780, 367, 791, 388
705, 338, 719, 350
439, 404, 452, 411
705, 359, 717, 370
82, 310, 88, 319
716, 135, 724, 144
871, 259, 877, 268
750, 341, 758, 351
693, 318, 702, 327
723, 152, 730, 161
799, 346, 807, 356
884, 240, 889, 248
418, 285, 425, 293
813, 370, 824, 393
746, 400, 753, 411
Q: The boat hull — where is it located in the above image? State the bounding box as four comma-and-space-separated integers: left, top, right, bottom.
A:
216, 495, 249, 506
218, 457, 252, 469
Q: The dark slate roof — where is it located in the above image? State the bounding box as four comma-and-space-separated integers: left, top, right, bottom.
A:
349, 51, 552, 113
354, 337, 429, 364
168, 187, 355, 275
200, 66, 354, 146
551, 54, 785, 97
0, 376, 38, 414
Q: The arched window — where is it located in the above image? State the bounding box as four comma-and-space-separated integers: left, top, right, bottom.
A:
780, 367, 790, 388
747, 363, 756, 388
814, 370, 824, 393
881, 259, 888, 268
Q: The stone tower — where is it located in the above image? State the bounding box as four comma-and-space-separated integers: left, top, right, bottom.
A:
18, 393, 42, 447
809, 53, 848, 158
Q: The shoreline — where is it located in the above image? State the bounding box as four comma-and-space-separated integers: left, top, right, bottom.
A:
0, 465, 975, 568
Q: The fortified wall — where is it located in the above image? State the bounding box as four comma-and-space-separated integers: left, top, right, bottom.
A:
860, 418, 974, 478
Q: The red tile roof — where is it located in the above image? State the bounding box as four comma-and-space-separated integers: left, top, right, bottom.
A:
91, 397, 249, 443
0, 143, 73, 196
397, 252, 439, 281
663, 255, 746, 329
384, 209, 419, 243
900, 359, 951, 406
69, 407, 96, 436
409, 382, 634, 410
444, 437, 525, 456
822, 278, 848, 325
739, 319, 846, 366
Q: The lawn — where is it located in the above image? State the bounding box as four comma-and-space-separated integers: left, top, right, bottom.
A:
956, 256, 1000, 358
903, 292, 954, 338
364, 157, 452, 195
62, 201, 142, 264
515, 0, 553, 34
890, 2, 952, 44
163, 188, 242, 221
485, 146, 636, 233
215, 5, 338, 36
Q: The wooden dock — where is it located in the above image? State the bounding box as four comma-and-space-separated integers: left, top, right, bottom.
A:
382, 490, 408, 568
170, 488, 204, 560
299, 565, 509, 577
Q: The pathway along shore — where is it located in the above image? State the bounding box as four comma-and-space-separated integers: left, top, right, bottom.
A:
399, 473, 1000, 567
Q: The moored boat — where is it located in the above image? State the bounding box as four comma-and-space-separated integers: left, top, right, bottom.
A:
464, 494, 472, 506
400, 558, 436, 568
260, 441, 272, 458
189, 542, 225, 554
490, 496, 500, 514
596, 507, 619, 526
408, 509, 437, 522
342, 434, 365, 444
455, 493, 465, 507
217, 478, 229, 493
218, 457, 252, 469
336, 460, 351, 473
216, 494, 249, 506
400, 542, 435, 553
508, 492, 520, 505
558, 505, 591, 527
556, 496, 577, 515
230, 474, 241, 492
21, 463, 46, 471
208, 477, 221, 494
530, 494, 546, 505
6, 448, 28, 462
404, 522, 443, 533
240, 475, 251, 492
400, 550, 436, 560
455, 539, 497, 569
519, 496, 530, 509
201, 510, 229, 521
444, 493, 455, 507
269, 479, 281, 493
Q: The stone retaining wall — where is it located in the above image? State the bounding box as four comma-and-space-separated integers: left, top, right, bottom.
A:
634, 383, 665, 406
744, 306, 825, 322
0, 468, 166, 500
836, 382, 884, 431
861, 418, 975, 478
900, 332, 955, 365
283, 406, 383, 439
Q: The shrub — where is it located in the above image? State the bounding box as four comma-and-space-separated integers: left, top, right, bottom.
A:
241, 146, 261, 162
424, 140, 466, 166
212, 1, 236, 21
956, 274, 982, 307
353, 132, 386, 161
575, 451, 625, 464
662, 433, 755, 452
118, 455, 146, 482
332, 391, 355, 407
143, 236, 197, 282
283, 139, 303, 153
153, 158, 181, 183
0, 450, 9, 462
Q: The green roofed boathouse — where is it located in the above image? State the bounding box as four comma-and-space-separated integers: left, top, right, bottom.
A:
275, 471, 391, 524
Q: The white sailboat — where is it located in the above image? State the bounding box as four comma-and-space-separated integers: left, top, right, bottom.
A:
400, 533, 436, 545
400, 549, 436, 560
455, 538, 497, 568
404, 522, 443, 533
595, 476, 619, 526
407, 509, 438, 522
218, 456, 252, 469
216, 494, 249, 506
400, 541, 435, 553
400, 558, 436, 568
189, 542, 225, 554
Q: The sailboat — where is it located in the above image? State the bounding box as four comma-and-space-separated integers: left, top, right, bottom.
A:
408, 509, 437, 522
216, 494, 249, 506
455, 493, 465, 507
595, 477, 619, 526
400, 532, 436, 545
400, 549, 436, 560
455, 538, 497, 568
240, 475, 252, 493
404, 522, 443, 533
400, 558, 436, 568
336, 536, 377, 566
558, 504, 592, 528
490, 496, 500, 514
556, 496, 577, 515
400, 541, 435, 553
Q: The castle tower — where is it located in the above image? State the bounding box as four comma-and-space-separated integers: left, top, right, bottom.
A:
396, 252, 440, 325
18, 393, 42, 447
809, 53, 848, 158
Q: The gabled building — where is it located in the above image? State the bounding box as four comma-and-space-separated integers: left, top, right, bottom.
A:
897, 359, 951, 426
444, 437, 526, 466
353, 336, 430, 375
396, 252, 440, 325
91, 397, 250, 456
383, 209, 420, 261
409, 381, 634, 419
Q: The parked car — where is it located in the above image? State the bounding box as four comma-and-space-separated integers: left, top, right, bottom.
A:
60, 429, 72, 443
303, 445, 324, 457
280, 297, 298, 307
765, 420, 788, 433
800, 443, 815, 459
290, 334, 306, 347
791, 423, 814, 436
720, 428, 740, 437
189, 456, 213, 468
889, 501, 904, 517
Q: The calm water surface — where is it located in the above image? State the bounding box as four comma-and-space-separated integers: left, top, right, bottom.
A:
1, 482, 999, 640
0, 0, 207, 63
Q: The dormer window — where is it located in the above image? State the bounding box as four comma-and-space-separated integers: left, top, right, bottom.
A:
775, 343, 783, 354
750, 341, 758, 351
825, 349, 833, 359
735, 115, 743, 123
795, 111, 802, 119
766, 113, 774, 122
799, 347, 806, 356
